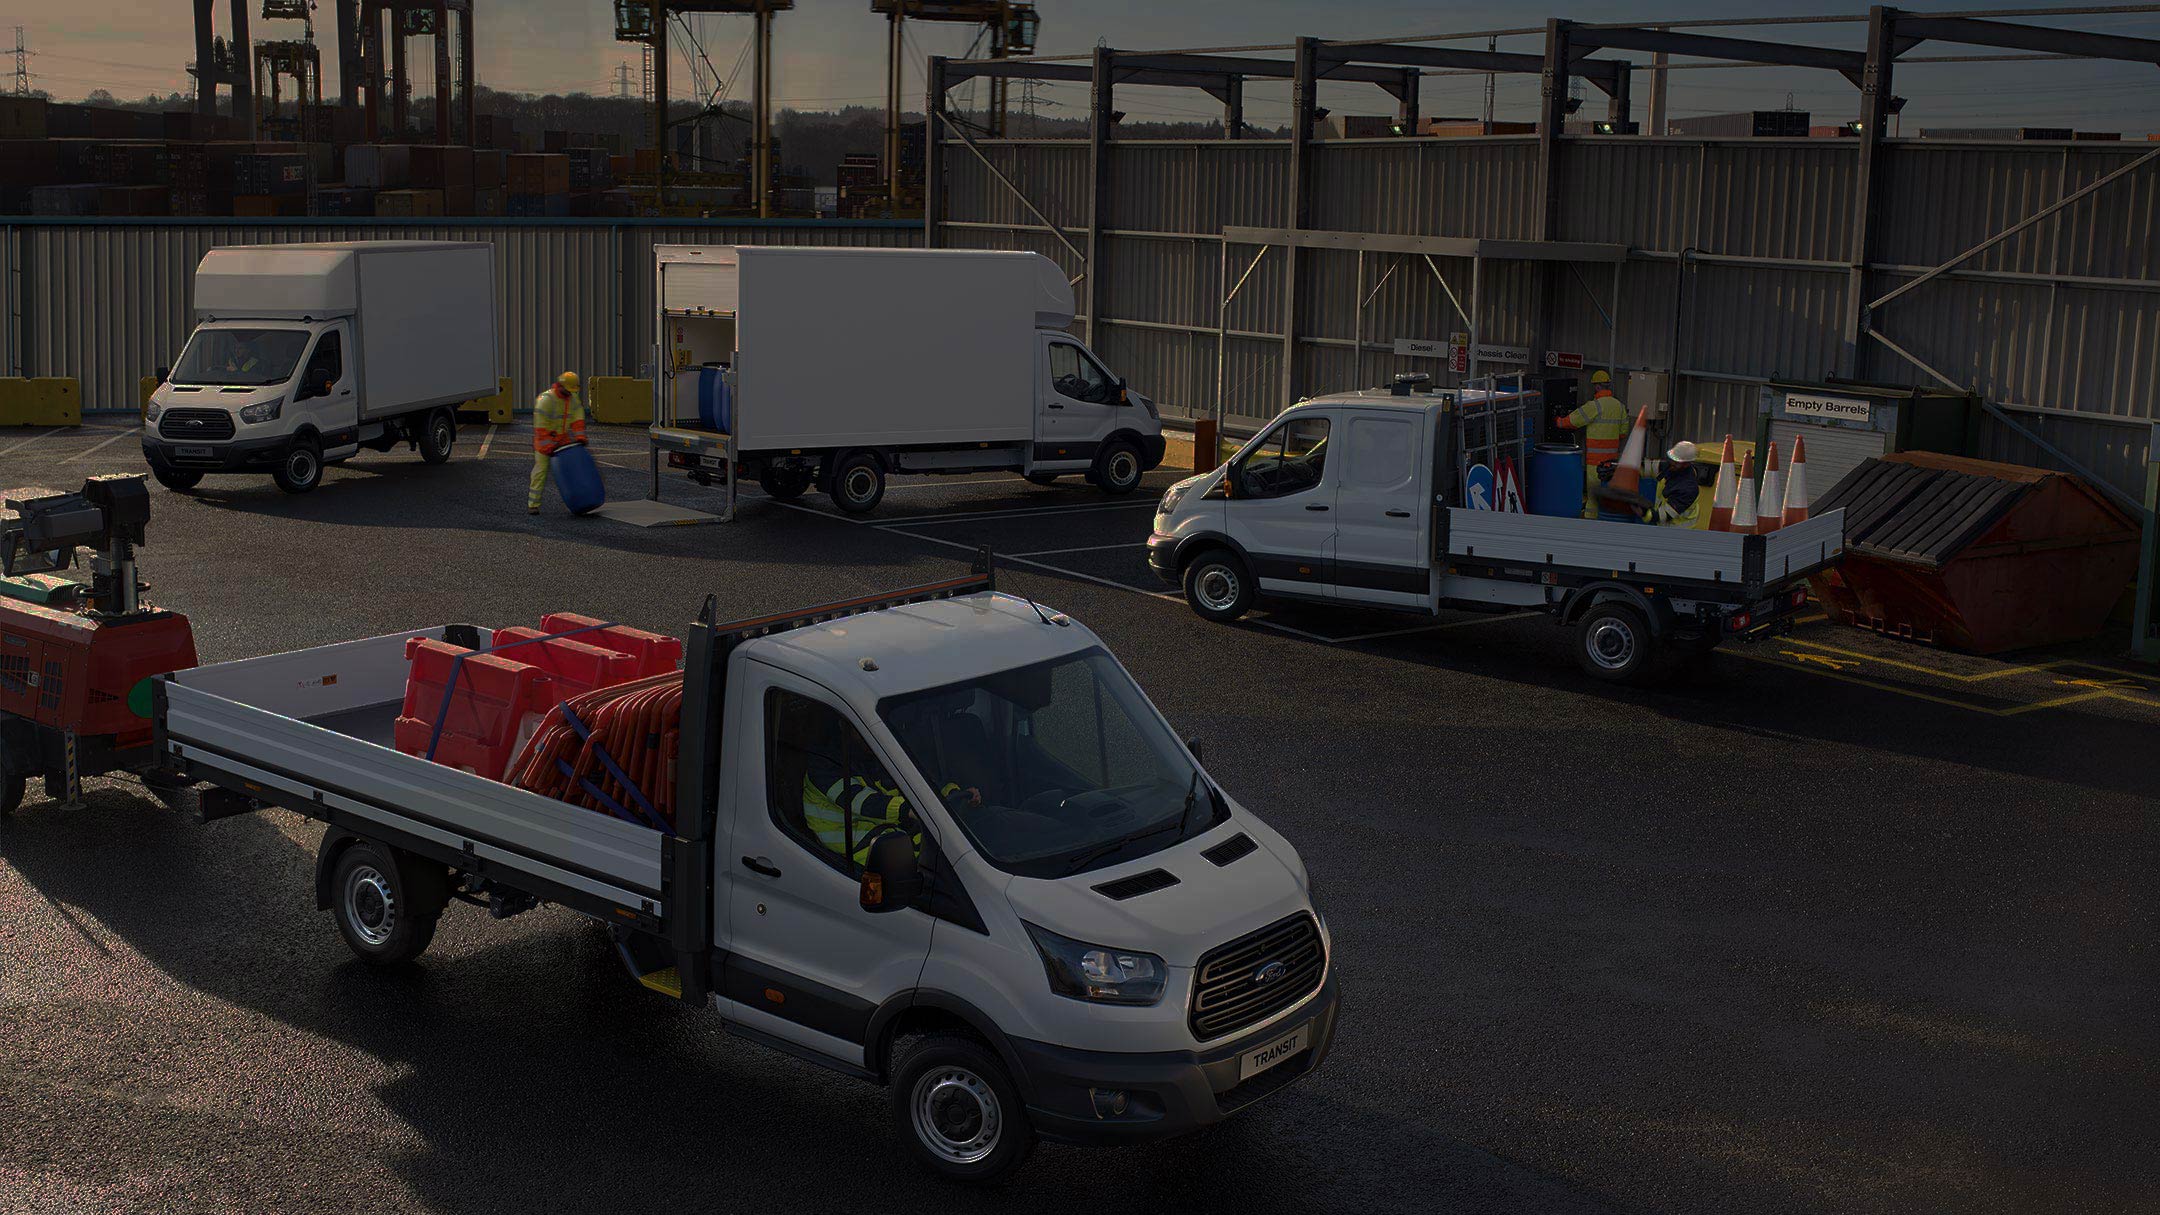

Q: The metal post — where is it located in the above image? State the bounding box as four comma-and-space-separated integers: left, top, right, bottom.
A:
390, 8, 407, 138
361, 1, 381, 141
336, 0, 360, 107
1282, 38, 1317, 408
1532, 19, 1572, 369
1215, 233, 1231, 425
2135, 423, 2160, 660
653, 4, 669, 210
460, 3, 475, 144
1609, 259, 1622, 389
1085, 46, 1114, 346
433, 1, 451, 139
924, 56, 948, 248
1395, 69, 1420, 135
1843, 5, 1897, 378
1354, 250, 1366, 389
884, 9, 903, 200
1222, 76, 1244, 140
194, 0, 217, 117
1608, 63, 1632, 132
230, 0, 256, 135
755, 2, 774, 219
1468, 254, 1483, 385
1646, 48, 1668, 136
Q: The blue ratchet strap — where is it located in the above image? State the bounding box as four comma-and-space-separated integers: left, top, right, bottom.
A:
557, 702, 669, 831
554, 757, 641, 825
422, 622, 630, 763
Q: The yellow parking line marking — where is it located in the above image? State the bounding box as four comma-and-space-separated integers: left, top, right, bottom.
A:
1731, 650, 2160, 717
477, 424, 496, 458
1779, 638, 2157, 688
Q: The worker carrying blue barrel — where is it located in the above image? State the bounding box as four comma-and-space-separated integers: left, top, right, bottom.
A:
1554, 369, 1629, 519
529, 371, 589, 515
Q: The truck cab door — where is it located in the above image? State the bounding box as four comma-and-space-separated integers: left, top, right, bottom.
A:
719, 663, 938, 1068
1033, 336, 1118, 470
295, 323, 359, 450
1224, 409, 1338, 598
1331, 408, 1432, 608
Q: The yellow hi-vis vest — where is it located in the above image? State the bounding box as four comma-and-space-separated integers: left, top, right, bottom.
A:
532, 387, 588, 454
802, 775, 934, 866
1563, 392, 1631, 468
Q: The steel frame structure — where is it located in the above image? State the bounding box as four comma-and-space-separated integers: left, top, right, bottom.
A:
351, 1, 474, 144
619, 2, 791, 217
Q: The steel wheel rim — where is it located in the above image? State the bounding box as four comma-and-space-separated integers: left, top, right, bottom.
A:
432, 418, 453, 450
843, 468, 878, 504
1195, 565, 1240, 612
911, 1067, 1001, 1165
1108, 451, 1138, 486
1587, 618, 1637, 670
344, 866, 396, 947
289, 449, 319, 484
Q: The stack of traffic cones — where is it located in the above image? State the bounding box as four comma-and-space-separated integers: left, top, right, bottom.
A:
1708, 436, 1738, 532
1782, 435, 1811, 527
1731, 453, 1760, 534
1756, 442, 1785, 535
1600, 407, 1654, 511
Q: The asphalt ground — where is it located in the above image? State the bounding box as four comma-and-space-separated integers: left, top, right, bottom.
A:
1, 420, 2155, 1215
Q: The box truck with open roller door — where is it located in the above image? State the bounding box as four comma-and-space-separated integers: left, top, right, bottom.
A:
647, 245, 1166, 516
142, 241, 499, 494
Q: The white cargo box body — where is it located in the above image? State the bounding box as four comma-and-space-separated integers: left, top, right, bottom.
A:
730, 246, 1073, 452
192, 240, 500, 421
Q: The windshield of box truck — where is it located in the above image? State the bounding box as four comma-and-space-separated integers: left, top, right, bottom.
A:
880, 648, 1225, 878
171, 327, 312, 387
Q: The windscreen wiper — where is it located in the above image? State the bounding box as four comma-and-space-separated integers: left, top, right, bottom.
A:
1064, 817, 1183, 875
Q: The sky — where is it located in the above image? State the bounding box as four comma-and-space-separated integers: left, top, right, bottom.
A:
13, 1, 2160, 133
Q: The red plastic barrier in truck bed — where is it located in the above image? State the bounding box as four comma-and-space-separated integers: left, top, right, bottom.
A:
489, 626, 642, 699
539, 613, 683, 677
393, 638, 558, 781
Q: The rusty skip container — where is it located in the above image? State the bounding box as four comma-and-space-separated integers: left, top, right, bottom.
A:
1809, 452, 2140, 654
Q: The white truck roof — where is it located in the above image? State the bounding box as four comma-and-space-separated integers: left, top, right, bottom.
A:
655, 245, 1076, 330
747, 592, 1097, 703
192, 240, 492, 320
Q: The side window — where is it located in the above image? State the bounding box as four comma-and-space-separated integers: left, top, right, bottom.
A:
1238, 415, 1332, 499
1048, 342, 1110, 403
766, 688, 917, 875
303, 331, 342, 391
1344, 415, 1415, 489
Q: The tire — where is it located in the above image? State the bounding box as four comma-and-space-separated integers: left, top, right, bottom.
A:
1089, 440, 1143, 496
273, 435, 324, 495
1023, 473, 1060, 487
827, 451, 886, 515
417, 409, 456, 465
758, 464, 814, 500
889, 1032, 1036, 1184
150, 463, 203, 492
0, 772, 22, 818
1183, 548, 1254, 623
330, 841, 444, 965
1574, 601, 1658, 683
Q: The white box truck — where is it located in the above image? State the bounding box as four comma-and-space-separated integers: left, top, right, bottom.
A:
647, 245, 1166, 516
142, 240, 499, 494
153, 564, 1336, 1182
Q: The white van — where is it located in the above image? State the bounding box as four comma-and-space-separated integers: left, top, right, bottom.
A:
155, 567, 1337, 1180
649, 245, 1167, 516
142, 241, 499, 494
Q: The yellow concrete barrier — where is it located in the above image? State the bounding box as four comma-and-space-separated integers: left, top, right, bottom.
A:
457, 376, 515, 425
0, 377, 82, 426
140, 375, 159, 419
588, 377, 651, 426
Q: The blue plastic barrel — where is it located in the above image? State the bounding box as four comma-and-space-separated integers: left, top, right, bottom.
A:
1527, 442, 1585, 518
697, 364, 732, 433
551, 442, 605, 516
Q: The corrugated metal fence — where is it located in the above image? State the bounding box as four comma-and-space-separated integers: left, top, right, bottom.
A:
936, 134, 2158, 497
0, 218, 921, 414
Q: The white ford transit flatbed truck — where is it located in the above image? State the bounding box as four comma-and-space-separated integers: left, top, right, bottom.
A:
152, 562, 1335, 1181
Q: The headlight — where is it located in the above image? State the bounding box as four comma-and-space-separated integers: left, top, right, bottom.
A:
239, 399, 281, 425
1158, 480, 1191, 517
144, 399, 163, 424
1025, 922, 1167, 1006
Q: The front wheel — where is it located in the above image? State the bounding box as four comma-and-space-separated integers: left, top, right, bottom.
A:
890, 1032, 1036, 1183
1574, 602, 1658, 683
330, 841, 443, 965
827, 452, 886, 515
1183, 548, 1254, 623
417, 409, 456, 465
150, 463, 203, 492
1090, 440, 1143, 495
273, 436, 324, 494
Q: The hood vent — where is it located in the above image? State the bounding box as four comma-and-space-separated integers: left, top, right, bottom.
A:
1202, 833, 1258, 867
1093, 869, 1179, 901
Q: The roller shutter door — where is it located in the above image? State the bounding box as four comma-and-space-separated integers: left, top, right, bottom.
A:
1771, 420, 1887, 505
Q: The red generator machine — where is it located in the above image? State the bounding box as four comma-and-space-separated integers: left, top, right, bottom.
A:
0, 475, 198, 816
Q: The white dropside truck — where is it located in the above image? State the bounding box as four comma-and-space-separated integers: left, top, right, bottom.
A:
154, 565, 1335, 1182
1148, 391, 1847, 682
142, 240, 499, 494
647, 245, 1167, 516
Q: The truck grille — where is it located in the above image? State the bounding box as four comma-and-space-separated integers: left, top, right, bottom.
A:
1189, 912, 1324, 1042
159, 409, 236, 441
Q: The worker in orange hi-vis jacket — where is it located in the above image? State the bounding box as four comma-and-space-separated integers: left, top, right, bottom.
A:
529, 371, 588, 515
1555, 369, 1629, 519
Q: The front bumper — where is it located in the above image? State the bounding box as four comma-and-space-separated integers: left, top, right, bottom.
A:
143, 432, 289, 473
1146, 532, 1181, 583
1006, 968, 1341, 1146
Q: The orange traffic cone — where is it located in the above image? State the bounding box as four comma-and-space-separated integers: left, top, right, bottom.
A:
1605, 407, 1652, 502
1731, 453, 1760, 534
1708, 435, 1737, 532
1782, 434, 1811, 527
1755, 441, 1784, 534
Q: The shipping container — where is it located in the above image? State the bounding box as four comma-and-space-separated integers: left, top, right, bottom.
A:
507, 153, 570, 196
308, 186, 377, 217
408, 144, 474, 191
471, 149, 507, 190
0, 96, 47, 140
97, 185, 171, 217
505, 192, 571, 218
235, 152, 312, 197
345, 143, 412, 189
1917, 127, 2075, 141
231, 194, 308, 218
1666, 110, 1812, 138
374, 188, 446, 217
472, 186, 505, 217
31, 184, 104, 217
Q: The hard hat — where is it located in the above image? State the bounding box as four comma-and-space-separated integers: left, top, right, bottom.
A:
1667, 440, 1699, 464
556, 371, 581, 391
1589, 369, 1612, 385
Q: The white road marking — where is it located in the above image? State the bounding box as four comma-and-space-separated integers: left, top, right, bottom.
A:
63, 427, 144, 463
0, 427, 65, 458
1011, 541, 1146, 557
1325, 611, 1538, 643
769, 500, 1182, 603
881, 500, 1159, 528
477, 424, 496, 458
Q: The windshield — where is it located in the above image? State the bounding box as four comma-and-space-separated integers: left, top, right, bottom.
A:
171, 327, 312, 387
880, 649, 1223, 878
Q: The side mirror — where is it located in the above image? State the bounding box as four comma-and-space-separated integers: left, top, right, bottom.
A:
859, 832, 920, 914
1186, 736, 1204, 762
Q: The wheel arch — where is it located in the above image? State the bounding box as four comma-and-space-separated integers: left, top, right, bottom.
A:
865, 988, 1030, 1094
1173, 531, 1254, 577
1559, 582, 1674, 634
313, 828, 365, 911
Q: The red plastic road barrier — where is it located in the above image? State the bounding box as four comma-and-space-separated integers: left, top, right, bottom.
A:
507, 672, 685, 830
539, 612, 684, 678
394, 638, 558, 781
489, 626, 642, 699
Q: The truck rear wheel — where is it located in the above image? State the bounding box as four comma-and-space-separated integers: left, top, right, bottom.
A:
418, 409, 456, 465
273, 436, 324, 494
1090, 440, 1143, 495
1575, 602, 1658, 684
758, 464, 814, 500
1184, 548, 1254, 623
330, 841, 444, 965
890, 1032, 1036, 1183
827, 452, 886, 515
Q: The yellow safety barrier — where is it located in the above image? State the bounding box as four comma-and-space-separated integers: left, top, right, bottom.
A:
140, 375, 159, 418
457, 376, 515, 425
0, 377, 82, 427
587, 377, 652, 426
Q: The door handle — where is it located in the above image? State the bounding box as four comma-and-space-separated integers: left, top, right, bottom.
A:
1305, 504, 1330, 512
741, 855, 782, 877
1386, 509, 1412, 518
1045, 402, 1065, 409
